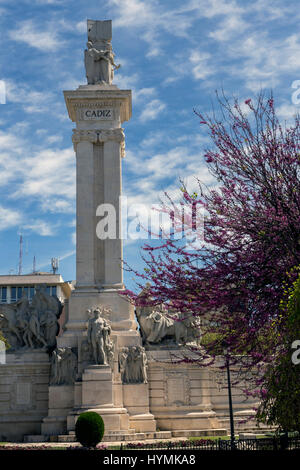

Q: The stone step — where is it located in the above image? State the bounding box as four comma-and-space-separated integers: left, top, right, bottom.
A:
24, 435, 49, 443
104, 433, 148, 442
105, 429, 136, 435
65, 429, 136, 437
53, 430, 173, 443
171, 429, 227, 438
55, 432, 146, 443
56, 435, 76, 443
27, 429, 231, 444
217, 417, 274, 433
153, 431, 172, 439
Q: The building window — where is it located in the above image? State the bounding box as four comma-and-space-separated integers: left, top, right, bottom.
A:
11, 286, 17, 303
0, 286, 7, 303
5, 285, 58, 303
30, 287, 35, 300
17, 286, 23, 300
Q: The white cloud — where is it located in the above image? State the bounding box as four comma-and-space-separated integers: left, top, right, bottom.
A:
109, 0, 199, 56
209, 15, 248, 42
124, 133, 217, 218
276, 102, 299, 122
46, 135, 63, 145
6, 80, 55, 114
71, 231, 76, 246
185, 0, 244, 19
33, 0, 67, 4
23, 219, 56, 236
12, 147, 75, 201
232, 33, 300, 91
133, 87, 156, 103
139, 99, 166, 122
0, 205, 22, 231
250, 0, 293, 20
127, 144, 213, 184
114, 72, 139, 90
9, 20, 63, 52
40, 199, 75, 214
190, 51, 215, 80
76, 20, 86, 33
0, 128, 75, 213
111, 0, 160, 29
140, 130, 165, 148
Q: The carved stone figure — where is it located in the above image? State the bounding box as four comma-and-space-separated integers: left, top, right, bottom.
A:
16, 293, 30, 317
106, 336, 115, 370
16, 295, 30, 346
136, 303, 201, 347
0, 285, 62, 351
28, 307, 48, 349
140, 346, 148, 383
84, 20, 120, 85
0, 304, 22, 347
32, 285, 62, 318
87, 308, 113, 365
40, 309, 59, 349
118, 345, 148, 384
50, 347, 78, 385
118, 347, 129, 383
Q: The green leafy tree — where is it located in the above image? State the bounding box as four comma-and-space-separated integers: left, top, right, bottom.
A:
256, 267, 300, 432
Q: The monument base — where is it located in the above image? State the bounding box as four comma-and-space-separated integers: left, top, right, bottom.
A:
0, 351, 50, 441
66, 365, 130, 433
147, 349, 221, 432
123, 383, 156, 432
41, 385, 74, 435
60, 288, 138, 348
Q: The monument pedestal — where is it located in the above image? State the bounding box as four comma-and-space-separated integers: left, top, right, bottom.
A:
59, 288, 138, 349
41, 385, 74, 435
123, 383, 156, 432
147, 349, 222, 432
68, 365, 130, 433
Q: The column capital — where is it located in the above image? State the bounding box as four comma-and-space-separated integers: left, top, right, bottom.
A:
72, 128, 125, 156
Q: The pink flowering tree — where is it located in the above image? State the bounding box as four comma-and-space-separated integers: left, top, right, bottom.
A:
123, 92, 300, 426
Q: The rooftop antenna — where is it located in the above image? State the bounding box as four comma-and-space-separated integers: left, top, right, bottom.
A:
18, 234, 23, 275
33, 255, 36, 273
51, 257, 59, 274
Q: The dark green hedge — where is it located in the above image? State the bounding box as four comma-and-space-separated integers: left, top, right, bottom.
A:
75, 412, 105, 448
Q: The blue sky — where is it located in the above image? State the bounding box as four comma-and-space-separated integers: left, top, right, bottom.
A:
0, 0, 300, 291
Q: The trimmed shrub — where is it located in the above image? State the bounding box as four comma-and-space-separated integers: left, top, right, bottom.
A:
75, 412, 105, 448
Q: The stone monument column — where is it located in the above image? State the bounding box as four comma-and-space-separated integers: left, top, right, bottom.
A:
51, 20, 156, 438
61, 20, 137, 344
68, 99, 129, 291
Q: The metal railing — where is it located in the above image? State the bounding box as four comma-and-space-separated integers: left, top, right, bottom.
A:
121, 436, 300, 451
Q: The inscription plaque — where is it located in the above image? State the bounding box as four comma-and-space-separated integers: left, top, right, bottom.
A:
167, 377, 185, 405
16, 383, 31, 405
82, 108, 113, 120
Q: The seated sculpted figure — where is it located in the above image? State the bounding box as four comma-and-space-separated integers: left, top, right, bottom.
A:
85, 40, 120, 85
